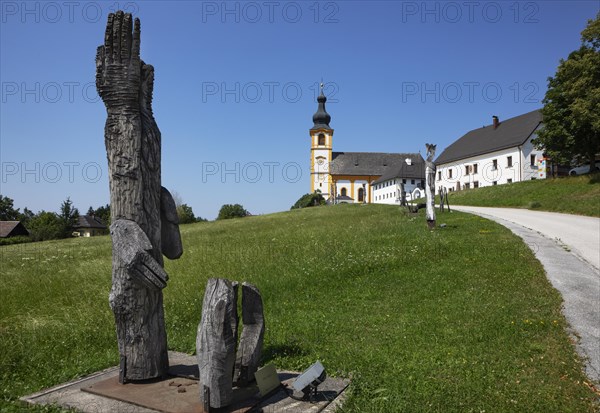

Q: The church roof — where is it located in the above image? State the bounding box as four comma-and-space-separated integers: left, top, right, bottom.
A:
311, 85, 332, 131
331, 152, 425, 178
373, 158, 426, 184
435, 109, 542, 165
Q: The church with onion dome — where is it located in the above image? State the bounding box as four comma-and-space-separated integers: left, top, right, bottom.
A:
309, 85, 426, 204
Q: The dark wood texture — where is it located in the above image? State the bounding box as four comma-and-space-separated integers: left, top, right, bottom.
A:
425, 144, 437, 228
399, 183, 407, 206
97, 11, 181, 382
161, 186, 183, 260
438, 186, 450, 212
234, 283, 265, 387
196, 278, 238, 408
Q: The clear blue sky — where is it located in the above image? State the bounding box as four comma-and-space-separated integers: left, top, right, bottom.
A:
1, 1, 598, 219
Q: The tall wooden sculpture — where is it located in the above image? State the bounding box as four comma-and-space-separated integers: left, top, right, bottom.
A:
425, 144, 437, 229
96, 11, 183, 382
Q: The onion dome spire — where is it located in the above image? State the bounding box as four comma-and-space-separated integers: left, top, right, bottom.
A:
311, 82, 332, 130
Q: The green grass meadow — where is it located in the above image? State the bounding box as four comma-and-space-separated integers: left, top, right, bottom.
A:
1, 205, 598, 412
444, 173, 600, 217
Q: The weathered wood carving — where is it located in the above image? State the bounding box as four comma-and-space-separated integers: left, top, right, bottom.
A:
399, 182, 407, 207
438, 186, 450, 212
425, 144, 437, 229
439, 186, 445, 212
96, 11, 182, 382
233, 283, 265, 387
196, 279, 238, 408
196, 278, 265, 409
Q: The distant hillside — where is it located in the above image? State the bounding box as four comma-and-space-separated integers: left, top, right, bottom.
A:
445, 174, 600, 217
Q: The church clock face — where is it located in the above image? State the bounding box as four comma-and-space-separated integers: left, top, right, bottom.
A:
317, 158, 324, 166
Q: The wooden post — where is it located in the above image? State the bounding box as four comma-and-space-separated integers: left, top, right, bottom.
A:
96, 11, 182, 382
233, 283, 265, 386
425, 144, 437, 229
197, 280, 265, 408
196, 279, 238, 408
399, 182, 407, 207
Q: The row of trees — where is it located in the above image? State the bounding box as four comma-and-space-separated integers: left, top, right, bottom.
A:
2, 194, 251, 242
1, 195, 80, 241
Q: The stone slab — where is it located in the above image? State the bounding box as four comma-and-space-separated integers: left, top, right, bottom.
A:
20, 352, 350, 413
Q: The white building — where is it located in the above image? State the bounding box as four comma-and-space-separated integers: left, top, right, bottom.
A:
435, 110, 546, 192
372, 157, 425, 204
73, 215, 107, 237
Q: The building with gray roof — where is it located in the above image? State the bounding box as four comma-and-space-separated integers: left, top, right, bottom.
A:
435, 110, 546, 192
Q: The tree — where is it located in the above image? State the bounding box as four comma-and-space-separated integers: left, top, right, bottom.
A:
19, 208, 35, 225
0, 195, 20, 221
27, 211, 63, 241
88, 204, 111, 225
58, 197, 79, 238
533, 13, 600, 171
291, 191, 326, 209
217, 204, 249, 220
177, 203, 196, 224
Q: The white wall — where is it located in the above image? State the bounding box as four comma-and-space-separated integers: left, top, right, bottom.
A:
311, 130, 333, 196
436, 135, 546, 193
521, 130, 547, 181
372, 178, 425, 204
334, 180, 370, 202
312, 147, 331, 195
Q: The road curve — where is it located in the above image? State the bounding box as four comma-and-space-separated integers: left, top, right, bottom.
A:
452, 206, 600, 270
451, 206, 600, 383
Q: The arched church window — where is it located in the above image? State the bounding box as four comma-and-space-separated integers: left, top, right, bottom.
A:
358, 188, 364, 202
318, 133, 325, 146
341, 187, 347, 197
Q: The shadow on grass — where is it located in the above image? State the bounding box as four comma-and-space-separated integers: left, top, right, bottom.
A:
587, 173, 600, 184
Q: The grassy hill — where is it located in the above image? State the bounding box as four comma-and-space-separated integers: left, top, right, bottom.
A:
444, 173, 600, 217
1, 205, 598, 412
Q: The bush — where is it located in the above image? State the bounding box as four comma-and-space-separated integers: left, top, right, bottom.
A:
27, 211, 64, 241
177, 204, 196, 224
217, 204, 249, 220
0, 236, 32, 246
291, 192, 326, 209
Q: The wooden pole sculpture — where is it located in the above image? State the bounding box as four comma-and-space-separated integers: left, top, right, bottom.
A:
197, 279, 265, 409
425, 144, 437, 229
196, 279, 238, 408
399, 182, 407, 206
96, 11, 183, 382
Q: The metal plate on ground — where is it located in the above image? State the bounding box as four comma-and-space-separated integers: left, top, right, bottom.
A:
82, 375, 204, 413
21, 352, 350, 413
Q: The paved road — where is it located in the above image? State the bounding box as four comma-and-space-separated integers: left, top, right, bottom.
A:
453, 206, 600, 270
451, 206, 600, 383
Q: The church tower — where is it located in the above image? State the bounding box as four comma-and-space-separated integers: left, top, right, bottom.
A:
310, 84, 333, 198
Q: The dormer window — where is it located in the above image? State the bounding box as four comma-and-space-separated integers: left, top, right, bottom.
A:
318, 133, 325, 146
